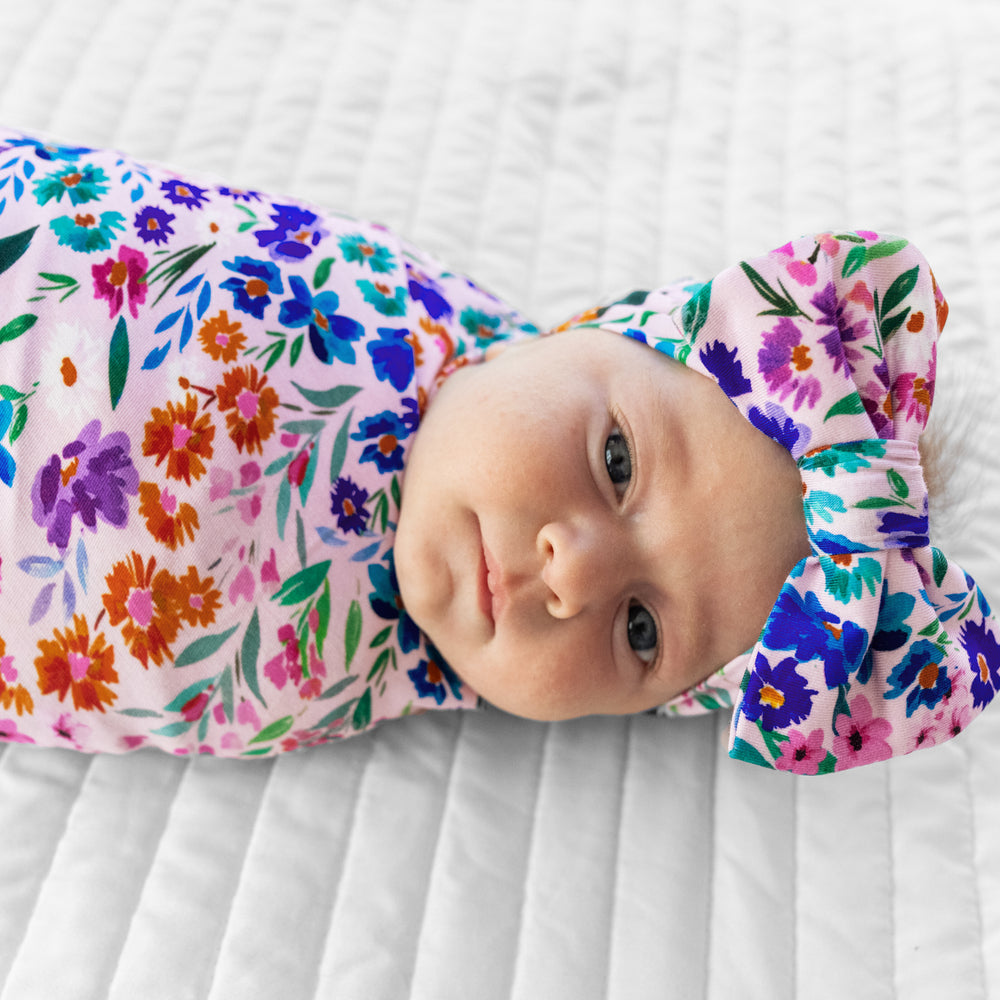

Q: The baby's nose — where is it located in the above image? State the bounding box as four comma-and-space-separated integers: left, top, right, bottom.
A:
537, 519, 616, 619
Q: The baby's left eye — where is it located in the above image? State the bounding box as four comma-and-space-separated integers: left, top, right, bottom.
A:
627, 602, 658, 665
605, 431, 631, 492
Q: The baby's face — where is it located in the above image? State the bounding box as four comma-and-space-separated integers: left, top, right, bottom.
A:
395, 327, 806, 721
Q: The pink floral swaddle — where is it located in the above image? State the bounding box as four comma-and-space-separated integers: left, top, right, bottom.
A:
0, 128, 536, 755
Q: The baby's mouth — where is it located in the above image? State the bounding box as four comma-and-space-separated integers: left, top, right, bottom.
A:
479, 541, 506, 628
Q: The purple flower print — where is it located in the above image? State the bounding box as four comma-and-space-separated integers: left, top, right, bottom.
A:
330, 477, 370, 535
161, 177, 209, 210
961, 618, 1000, 709
757, 318, 822, 410
31, 420, 139, 550
133, 205, 176, 246
811, 281, 869, 377
255, 204, 328, 261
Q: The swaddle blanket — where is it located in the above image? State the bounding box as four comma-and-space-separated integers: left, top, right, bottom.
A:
576, 232, 1000, 773
0, 128, 535, 755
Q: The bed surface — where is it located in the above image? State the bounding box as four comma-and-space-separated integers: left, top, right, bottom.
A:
1, 1, 999, 997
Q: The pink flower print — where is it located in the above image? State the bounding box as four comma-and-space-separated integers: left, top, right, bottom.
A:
92, 245, 148, 319
891, 370, 934, 427
260, 548, 280, 591
181, 689, 211, 722
856, 230, 880, 241
847, 280, 874, 312
264, 650, 288, 690
228, 564, 255, 604
52, 712, 90, 749
758, 318, 823, 410
786, 259, 817, 286
236, 490, 262, 525
239, 462, 261, 487
817, 233, 841, 257
0, 719, 34, 744
775, 727, 827, 774
833, 694, 893, 770
236, 699, 260, 729
209, 466, 234, 501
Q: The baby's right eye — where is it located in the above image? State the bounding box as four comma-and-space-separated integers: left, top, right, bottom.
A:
605, 431, 631, 493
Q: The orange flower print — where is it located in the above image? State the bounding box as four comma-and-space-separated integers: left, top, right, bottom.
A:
143, 393, 216, 485
35, 615, 118, 712
175, 565, 222, 628
0, 635, 34, 716
215, 365, 280, 454
139, 481, 199, 549
198, 310, 247, 363
103, 552, 185, 667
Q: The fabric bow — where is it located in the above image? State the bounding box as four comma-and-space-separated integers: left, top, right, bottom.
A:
588, 231, 999, 773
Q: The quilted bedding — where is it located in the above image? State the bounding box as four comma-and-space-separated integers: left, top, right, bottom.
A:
1, 1, 999, 998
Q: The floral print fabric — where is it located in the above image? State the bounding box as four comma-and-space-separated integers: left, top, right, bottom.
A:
576, 231, 1000, 773
0, 129, 537, 755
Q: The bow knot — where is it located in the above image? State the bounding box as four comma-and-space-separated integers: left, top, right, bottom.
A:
799, 438, 929, 556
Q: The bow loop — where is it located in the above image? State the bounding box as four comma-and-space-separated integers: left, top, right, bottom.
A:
799, 438, 929, 556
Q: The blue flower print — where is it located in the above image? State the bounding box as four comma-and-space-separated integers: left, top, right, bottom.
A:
877, 507, 929, 549
368, 557, 420, 653
278, 275, 364, 365
762, 584, 869, 688
256, 204, 328, 261
406, 264, 453, 320
749, 402, 813, 458
5, 136, 88, 162
161, 178, 209, 210
885, 639, 952, 716
49, 211, 125, 253
339, 233, 396, 273
0, 400, 17, 488
367, 327, 414, 391
961, 618, 1000, 709
133, 205, 176, 246
351, 410, 413, 473
357, 279, 407, 316
699, 340, 751, 397
221, 256, 284, 320
218, 186, 261, 203
408, 646, 463, 704
33, 164, 109, 207
741, 653, 818, 731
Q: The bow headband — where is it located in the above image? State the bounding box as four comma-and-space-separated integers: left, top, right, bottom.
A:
581, 231, 999, 774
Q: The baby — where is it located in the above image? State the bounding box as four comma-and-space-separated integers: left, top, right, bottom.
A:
0, 127, 997, 772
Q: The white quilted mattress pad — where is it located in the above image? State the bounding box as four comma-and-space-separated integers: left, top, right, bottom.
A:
0, 1, 999, 998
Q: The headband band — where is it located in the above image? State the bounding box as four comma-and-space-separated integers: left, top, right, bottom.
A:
581, 232, 998, 773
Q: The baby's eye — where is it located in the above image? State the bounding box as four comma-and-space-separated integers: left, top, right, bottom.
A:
627, 601, 658, 664
605, 431, 631, 492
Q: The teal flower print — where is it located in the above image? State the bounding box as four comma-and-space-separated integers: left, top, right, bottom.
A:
49, 210, 126, 253
460, 306, 502, 348
34, 164, 109, 206
818, 552, 883, 604
339, 233, 396, 273
357, 279, 407, 316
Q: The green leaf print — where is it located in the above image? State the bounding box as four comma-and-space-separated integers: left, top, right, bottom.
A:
680, 280, 712, 342
241, 607, 267, 707
739, 262, 810, 319
174, 623, 241, 667
887, 468, 909, 499
841, 239, 908, 279
329, 408, 354, 483
313, 256, 335, 289
249, 715, 295, 744
0, 226, 37, 277
932, 547, 948, 588
272, 560, 332, 606
824, 392, 865, 421
879, 266, 919, 320
345, 599, 362, 669
352, 687, 373, 730
292, 382, 362, 409
0, 313, 37, 345
108, 315, 129, 410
